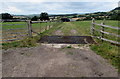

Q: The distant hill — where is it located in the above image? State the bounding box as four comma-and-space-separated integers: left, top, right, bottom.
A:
26, 14, 40, 18
112, 7, 120, 11
49, 13, 78, 17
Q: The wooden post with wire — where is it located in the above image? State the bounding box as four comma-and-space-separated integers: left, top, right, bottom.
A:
39, 22, 41, 33
27, 20, 32, 37
101, 19, 105, 42
45, 25, 47, 31
91, 18, 95, 37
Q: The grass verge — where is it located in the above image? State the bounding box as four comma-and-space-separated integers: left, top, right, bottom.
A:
90, 39, 120, 72
2, 35, 40, 50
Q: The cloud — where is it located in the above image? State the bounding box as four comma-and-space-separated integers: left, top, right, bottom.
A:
1, 0, 119, 2
1, 0, 45, 2
6, 6, 22, 12
1, 2, 23, 14
0, 2, 118, 15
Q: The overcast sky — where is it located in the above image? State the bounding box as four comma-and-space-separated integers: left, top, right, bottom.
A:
0, 0, 119, 15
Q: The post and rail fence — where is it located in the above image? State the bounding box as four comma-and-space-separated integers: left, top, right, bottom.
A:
91, 18, 120, 45
2, 21, 28, 43
1, 20, 59, 43
3, 18, 119, 45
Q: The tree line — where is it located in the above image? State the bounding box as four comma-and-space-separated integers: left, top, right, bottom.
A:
0, 12, 50, 21
0, 13, 13, 19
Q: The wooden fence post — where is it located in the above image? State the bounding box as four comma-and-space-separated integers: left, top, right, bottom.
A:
27, 20, 32, 37
40, 22, 41, 33
101, 19, 105, 41
49, 25, 50, 29
91, 18, 95, 36
46, 25, 47, 31
47, 25, 49, 30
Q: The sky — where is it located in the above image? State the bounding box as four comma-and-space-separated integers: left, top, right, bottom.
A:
0, 0, 119, 15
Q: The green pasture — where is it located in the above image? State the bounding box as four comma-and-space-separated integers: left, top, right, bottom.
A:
1, 22, 26, 29
1, 20, 118, 30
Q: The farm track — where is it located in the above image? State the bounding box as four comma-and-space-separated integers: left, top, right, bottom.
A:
2, 22, 118, 77
2, 45, 118, 77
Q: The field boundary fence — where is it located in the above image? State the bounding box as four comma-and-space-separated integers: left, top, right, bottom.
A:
2, 21, 28, 43
91, 18, 120, 45
28, 20, 54, 37
1, 20, 61, 43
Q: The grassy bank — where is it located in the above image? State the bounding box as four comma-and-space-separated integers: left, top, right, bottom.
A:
2, 35, 40, 50
90, 39, 119, 71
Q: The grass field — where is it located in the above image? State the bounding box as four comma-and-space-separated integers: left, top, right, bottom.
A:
1, 20, 119, 71
1, 21, 58, 43
1, 22, 26, 29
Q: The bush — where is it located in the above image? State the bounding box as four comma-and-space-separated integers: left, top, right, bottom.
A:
20, 37, 37, 47
31, 16, 38, 21
20, 36, 40, 47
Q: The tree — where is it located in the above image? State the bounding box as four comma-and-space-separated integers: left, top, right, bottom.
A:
31, 16, 38, 21
40, 12, 49, 21
61, 18, 70, 22
110, 13, 120, 20
72, 15, 78, 18
0, 13, 13, 19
